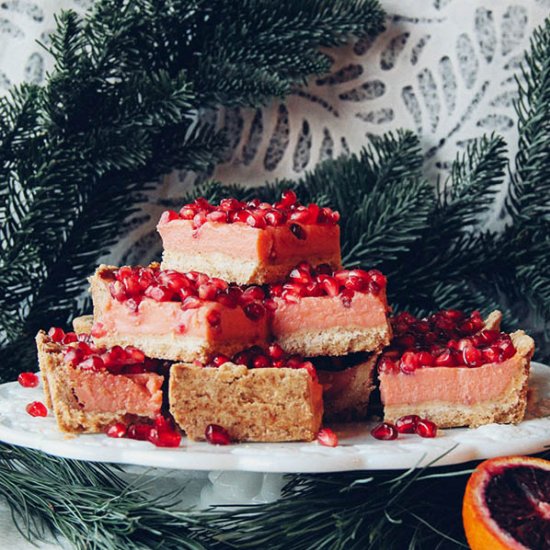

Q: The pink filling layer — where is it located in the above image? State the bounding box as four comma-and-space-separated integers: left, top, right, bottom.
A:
158, 219, 340, 264
379, 355, 522, 406
67, 371, 163, 415
98, 295, 268, 343
272, 291, 388, 335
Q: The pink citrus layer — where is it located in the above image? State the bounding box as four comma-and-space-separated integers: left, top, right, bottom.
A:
158, 219, 340, 264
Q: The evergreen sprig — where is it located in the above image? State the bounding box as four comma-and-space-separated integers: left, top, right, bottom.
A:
0, 0, 385, 380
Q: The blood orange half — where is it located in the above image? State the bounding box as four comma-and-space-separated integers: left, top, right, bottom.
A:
462, 456, 550, 550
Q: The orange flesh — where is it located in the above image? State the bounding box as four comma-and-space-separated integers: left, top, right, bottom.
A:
97, 295, 268, 343
272, 291, 388, 335
67, 370, 163, 416
158, 219, 340, 264
379, 355, 523, 406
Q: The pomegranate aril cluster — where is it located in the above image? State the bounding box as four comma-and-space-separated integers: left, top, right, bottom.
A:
380, 310, 517, 374
371, 416, 437, 440
47, 327, 162, 375
103, 265, 267, 322
158, 190, 340, 230
209, 343, 317, 379
269, 262, 386, 305
106, 415, 181, 448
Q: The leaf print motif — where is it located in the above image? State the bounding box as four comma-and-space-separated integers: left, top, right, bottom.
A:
475, 7, 497, 63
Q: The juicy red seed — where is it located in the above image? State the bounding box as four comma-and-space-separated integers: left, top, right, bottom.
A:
321, 277, 340, 297
240, 286, 265, 303
109, 281, 127, 302
317, 428, 338, 447
91, 322, 106, 338
268, 343, 285, 360
433, 349, 456, 367
289, 209, 312, 224
206, 309, 221, 328
192, 212, 207, 229
48, 327, 65, 342
253, 355, 271, 369
159, 210, 179, 225
289, 223, 307, 240
18, 372, 39, 388
265, 209, 286, 226
211, 353, 230, 367
280, 189, 297, 207
246, 210, 267, 229
244, 302, 265, 321
63, 332, 78, 344
144, 285, 174, 302
207, 210, 229, 223
378, 356, 398, 373
281, 290, 301, 303
340, 288, 354, 308
416, 351, 434, 367
395, 415, 420, 434
79, 356, 105, 372
399, 351, 420, 374
233, 351, 251, 366
148, 428, 182, 448
180, 206, 196, 219
106, 422, 127, 438
205, 424, 231, 445
463, 346, 484, 367
416, 419, 438, 438
182, 296, 202, 310
198, 283, 219, 301
289, 267, 312, 285
371, 422, 398, 440
26, 401, 47, 417
127, 423, 153, 441
64, 348, 84, 366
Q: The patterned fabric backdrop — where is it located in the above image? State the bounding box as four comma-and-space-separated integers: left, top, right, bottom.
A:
1, 0, 549, 265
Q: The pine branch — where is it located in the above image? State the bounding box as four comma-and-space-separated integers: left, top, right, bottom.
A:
0, 0, 385, 380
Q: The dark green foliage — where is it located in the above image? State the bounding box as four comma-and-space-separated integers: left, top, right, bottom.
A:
0, 0, 385, 380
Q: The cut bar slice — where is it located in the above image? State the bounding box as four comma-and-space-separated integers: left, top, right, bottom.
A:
379, 330, 535, 428
169, 362, 323, 442
158, 192, 341, 284
269, 264, 391, 356
316, 353, 379, 421
36, 330, 164, 434
89, 265, 269, 362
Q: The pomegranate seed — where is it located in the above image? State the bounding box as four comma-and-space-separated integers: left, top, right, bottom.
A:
253, 355, 271, 369
198, 282, 219, 301
240, 285, 265, 304
477, 330, 500, 346
378, 356, 398, 373
246, 210, 267, 229
181, 295, 201, 310
498, 337, 516, 360
281, 289, 301, 303
233, 350, 251, 366
416, 419, 438, 438
106, 422, 127, 438
158, 210, 180, 225
289, 209, 312, 224
369, 270, 386, 289
482, 347, 499, 363
91, 322, 106, 338
345, 275, 367, 291
205, 424, 231, 445
395, 415, 420, 434
340, 288, 354, 308
399, 351, 420, 374
265, 209, 286, 226
109, 281, 127, 302
317, 428, 338, 447
180, 207, 196, 219
433, 349, 456, 367
321, 276, 340, 297
18, 372, 39, 388
123, 364, 147, 374
244, 302, 265, 321
64, 348, 84, 366
289, 267, 312, 285
79, 355, 105, 372
330, 211, 340, 223
63, 332, 78, 344
289, 223, 307, 240
211, 354, 230, 367
219, 198, 243, 211
371, 422, 398, 440
280, 189, 297, 207
144, 285, 174, 302
148, 427, 182, 447
127, 423, 153, 441
48, 327, 65, 342
192, 211, 207, 229
246, 199, 261, 208
463, 346, 484, 367
207, 210, 228, 223
206, 309, 221, 328
126, 346, 146, 363
300, 361, 318, 380
416, 351, 434, 367
217, 292, 238, 309
176, 324, 187, 334
268, 343, 285, 359
26, 401, 47, 417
